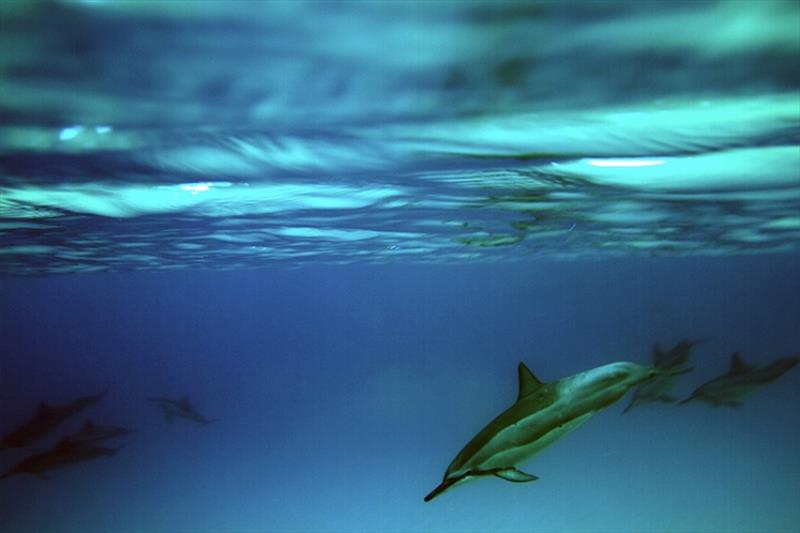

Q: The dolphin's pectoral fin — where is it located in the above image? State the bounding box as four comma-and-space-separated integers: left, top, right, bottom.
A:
622, 398, 638, 414
493, 467, 538, 483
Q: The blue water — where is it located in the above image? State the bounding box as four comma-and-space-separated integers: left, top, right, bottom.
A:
1, 1, 799, 532
2, 259, 799, 532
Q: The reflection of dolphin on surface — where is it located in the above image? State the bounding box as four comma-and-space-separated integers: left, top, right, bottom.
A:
680, 353, 799, 407
67, 419, 135, 446
1, 389, 109, 449
0, 438, 121, 480
424, 360, 676, 502
149, 396, 215, 426
623, 339, 701, 413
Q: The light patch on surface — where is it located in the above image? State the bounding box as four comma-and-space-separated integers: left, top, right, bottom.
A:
586, 159, 665, 168
274, 227, 379, 241
762, 217, 800, 230
386, 95, 799, 158
1, 182, 408, 218
550, 146, 800, 192
58, 126, 83, 141
0, 245, 55, 255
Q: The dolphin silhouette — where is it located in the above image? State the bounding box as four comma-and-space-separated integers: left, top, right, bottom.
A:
680, 353, 799, 407
0, 438, 120, 480
66, 419, 135, 446
622, 339, 701, 413
424, 360, 670, 502
1, 388, 109, 449
148, 396, 215, 426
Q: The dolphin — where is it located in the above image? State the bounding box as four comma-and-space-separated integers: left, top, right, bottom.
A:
0, 438, 120, 480
66, 419, 135, 446
424, 360, 668, 502
1, 388, 109, 449
680, 353, 799, 407
622, 339, 701, 413
148, 396, 215, 426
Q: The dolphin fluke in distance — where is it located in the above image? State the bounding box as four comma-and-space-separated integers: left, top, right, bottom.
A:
424, 360, 663, 502
1, 388, 110, 449
622, 339, 703, 414
148, 396, 216, 426
680, 353, 799, 407
0, 439, 121, 481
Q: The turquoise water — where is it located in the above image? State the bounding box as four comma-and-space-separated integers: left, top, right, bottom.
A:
0, 1, 799, 532
0, 1, 798, 273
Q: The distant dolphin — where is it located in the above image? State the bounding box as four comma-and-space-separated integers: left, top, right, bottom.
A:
680, 353, 799, 407
424, 360, 672, 502
148, 396, 215, 426
0, 439, 120, 480
622, 339, 701, 413
1, 388, 109, 449
66, 419, 135, 446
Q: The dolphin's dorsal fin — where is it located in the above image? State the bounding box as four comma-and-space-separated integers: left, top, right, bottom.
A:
729, 353, 751, 374
517, 362, 544, 400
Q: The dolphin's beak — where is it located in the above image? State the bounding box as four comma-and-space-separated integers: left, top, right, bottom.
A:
424, 479, 453, 502
424, 473, 466, 502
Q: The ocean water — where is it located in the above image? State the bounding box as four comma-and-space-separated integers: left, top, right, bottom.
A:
1, 1, 799, 532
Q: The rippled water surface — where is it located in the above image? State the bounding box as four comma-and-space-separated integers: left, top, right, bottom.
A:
1, 0, 798, 275
2, 3, 800, 533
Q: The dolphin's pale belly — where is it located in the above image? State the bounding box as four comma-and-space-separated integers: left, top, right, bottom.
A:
461, 398, 600, 472
481, 411, 595, 470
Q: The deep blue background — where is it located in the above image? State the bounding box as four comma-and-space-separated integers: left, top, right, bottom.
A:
1, 255, 799, 532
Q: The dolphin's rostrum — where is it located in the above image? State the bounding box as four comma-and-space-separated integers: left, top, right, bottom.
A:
424, 360, 664, 502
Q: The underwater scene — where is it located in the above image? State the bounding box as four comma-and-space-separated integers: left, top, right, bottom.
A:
0, 1, 799, 532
